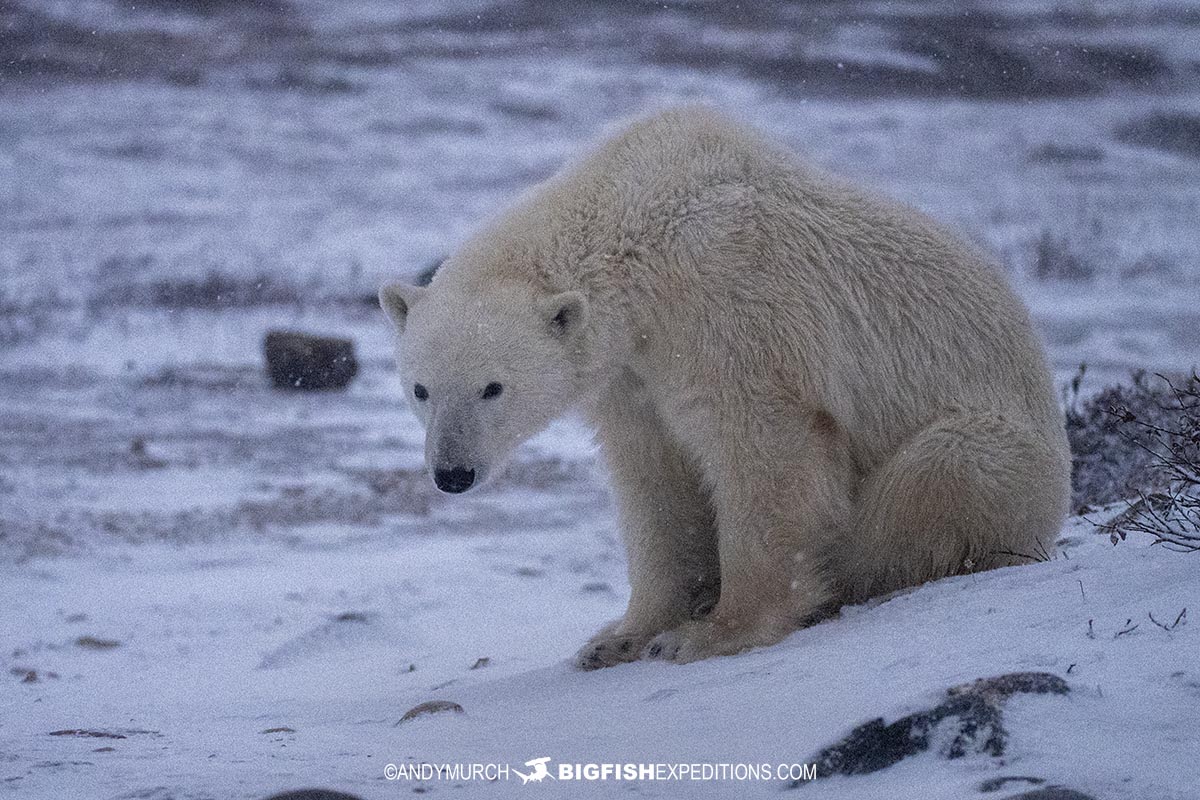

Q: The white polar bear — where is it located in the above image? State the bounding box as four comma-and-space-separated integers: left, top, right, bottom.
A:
379, 107, 1070, 667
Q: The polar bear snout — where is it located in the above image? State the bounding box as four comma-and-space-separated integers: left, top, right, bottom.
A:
433, 466, 476, 494
423, 404, 491, 493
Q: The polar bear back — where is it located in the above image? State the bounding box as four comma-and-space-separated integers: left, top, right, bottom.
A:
435, 107, 1063, 472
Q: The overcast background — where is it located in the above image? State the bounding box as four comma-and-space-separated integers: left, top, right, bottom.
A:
3, 0, 1200, 378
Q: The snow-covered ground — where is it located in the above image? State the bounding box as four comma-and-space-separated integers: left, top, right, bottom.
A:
3, 1, 1200, 798
4, 507, 1197, 799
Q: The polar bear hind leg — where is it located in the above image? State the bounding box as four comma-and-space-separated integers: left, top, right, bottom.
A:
837, 411, 1068, 604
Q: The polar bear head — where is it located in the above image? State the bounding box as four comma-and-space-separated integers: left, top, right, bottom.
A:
379, 279, 589, 494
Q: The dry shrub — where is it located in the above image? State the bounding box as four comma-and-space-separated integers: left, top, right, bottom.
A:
1066, 367, 1200, 551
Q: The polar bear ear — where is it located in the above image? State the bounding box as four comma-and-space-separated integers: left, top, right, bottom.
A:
537, 291, 587, 338
378, 282, 426, 333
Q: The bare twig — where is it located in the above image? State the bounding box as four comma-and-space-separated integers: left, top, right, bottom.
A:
992, 537, 1056, 565
1148, 608, 1186, 631
1115, 618, 1140, 638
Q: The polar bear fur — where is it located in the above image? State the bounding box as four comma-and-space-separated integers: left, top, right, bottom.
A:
379, 107, 1070, 667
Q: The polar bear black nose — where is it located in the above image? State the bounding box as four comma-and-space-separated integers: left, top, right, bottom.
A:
434, 466, 475, 493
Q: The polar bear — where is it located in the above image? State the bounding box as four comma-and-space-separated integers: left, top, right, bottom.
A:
379, 107, 1070, 667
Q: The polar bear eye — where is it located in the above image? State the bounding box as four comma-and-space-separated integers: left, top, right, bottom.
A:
481, 382, 503, 400
413, 383, 429, 401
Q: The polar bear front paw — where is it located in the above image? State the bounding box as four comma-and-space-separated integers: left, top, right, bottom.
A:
644, 624, 716, 663
575, 626, 656, 671
644, 618, 783, 664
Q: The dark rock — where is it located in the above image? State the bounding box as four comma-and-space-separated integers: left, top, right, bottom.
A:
265, 792, 365, 800
790, 672, 1069, 788
75, 635, 121, 650
803, 692, 1005, 781
1007, 789, 1097, 800
49, 729, 127, 739
948, 671, 1069, 700
396, 699, 464, 724
264, 330, 358, 391
979, 775, 1045, 792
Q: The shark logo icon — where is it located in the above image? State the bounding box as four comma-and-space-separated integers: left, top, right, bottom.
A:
513, 756, 554, 784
